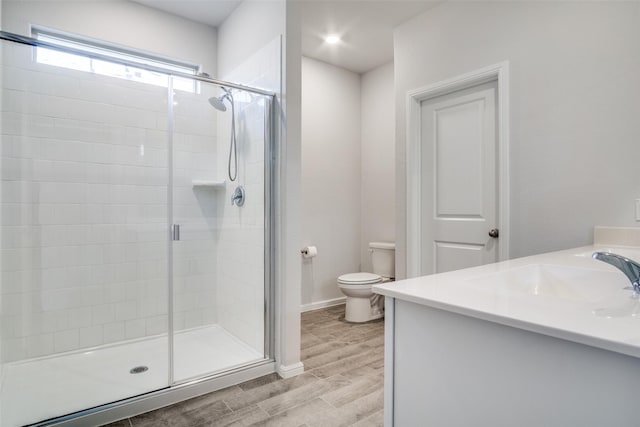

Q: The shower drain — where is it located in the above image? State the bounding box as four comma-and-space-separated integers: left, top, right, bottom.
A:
130, 366, 149, 374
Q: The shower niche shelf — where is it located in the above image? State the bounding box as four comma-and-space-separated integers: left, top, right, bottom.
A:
192, 180, 226, 189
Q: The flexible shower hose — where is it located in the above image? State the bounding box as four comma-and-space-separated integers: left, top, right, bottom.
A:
228, 95, 238, 182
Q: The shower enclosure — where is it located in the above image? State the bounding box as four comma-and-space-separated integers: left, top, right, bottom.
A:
0, 32, 275, 426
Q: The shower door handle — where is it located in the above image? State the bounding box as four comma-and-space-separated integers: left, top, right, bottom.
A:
172, 224, 180, 241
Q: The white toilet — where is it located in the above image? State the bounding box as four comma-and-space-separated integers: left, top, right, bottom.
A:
338, 242, 395, 323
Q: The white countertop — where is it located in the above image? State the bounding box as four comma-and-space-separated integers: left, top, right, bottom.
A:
374, 244, 640, 359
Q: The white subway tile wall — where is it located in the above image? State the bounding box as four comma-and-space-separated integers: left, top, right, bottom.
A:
215, 38, 280, 353
172, 85, 220, 335
0, 41, 221, 362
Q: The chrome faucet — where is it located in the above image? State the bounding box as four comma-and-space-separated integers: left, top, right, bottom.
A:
592, 252, 640, 292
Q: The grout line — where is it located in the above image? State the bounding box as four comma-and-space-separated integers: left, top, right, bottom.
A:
307, 371, 321, 380
319, 395, 338, 410
256, 400, 266, 414
261, 396, 320, 419
127, 418, 134, 427
220, 399, 233, 414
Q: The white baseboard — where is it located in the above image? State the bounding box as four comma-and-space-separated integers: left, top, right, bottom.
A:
301, 297, 346, 313
277, 361, 305, 379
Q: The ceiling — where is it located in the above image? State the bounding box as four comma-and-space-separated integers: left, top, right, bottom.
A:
132, 0, 243, 27
131, 0, 440, 74
300, 1, 439, 73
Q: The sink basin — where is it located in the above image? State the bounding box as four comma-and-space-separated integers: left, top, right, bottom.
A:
468, 264, 629, 303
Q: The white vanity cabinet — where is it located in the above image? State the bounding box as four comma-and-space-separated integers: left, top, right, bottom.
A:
375, 242, 640, 427
383, 297, 640, 426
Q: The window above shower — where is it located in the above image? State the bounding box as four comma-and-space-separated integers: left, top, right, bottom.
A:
32, 26, 200, 93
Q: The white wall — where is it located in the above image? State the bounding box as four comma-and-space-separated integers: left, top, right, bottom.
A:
1, 0, 217, 76
360, 61, 395, 273
301, 56, 361, 308
217, 0, 285, 82
301, 59, 395, 308
0, 0, 4, 375
281, 0, 303, 375
394, 1, 640, 278
217, 0, 303, 376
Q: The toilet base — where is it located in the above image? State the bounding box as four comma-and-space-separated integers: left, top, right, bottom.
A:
344, 296, 384, 323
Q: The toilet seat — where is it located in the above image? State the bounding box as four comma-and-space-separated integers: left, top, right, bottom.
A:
337, 272, 382, 285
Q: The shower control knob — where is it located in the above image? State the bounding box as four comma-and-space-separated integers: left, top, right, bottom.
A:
488, 228, 499, 238
231, 185, 245, 207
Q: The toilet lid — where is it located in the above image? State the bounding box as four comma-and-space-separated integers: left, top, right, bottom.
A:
338, 272, 382, 285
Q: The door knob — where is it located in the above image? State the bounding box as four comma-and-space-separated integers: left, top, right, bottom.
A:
488, 228, 499, 238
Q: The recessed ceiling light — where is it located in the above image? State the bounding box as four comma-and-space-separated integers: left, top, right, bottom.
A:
325, 34, 341, 44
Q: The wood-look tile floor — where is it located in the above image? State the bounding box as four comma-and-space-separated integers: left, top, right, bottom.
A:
103, 304, 384, 427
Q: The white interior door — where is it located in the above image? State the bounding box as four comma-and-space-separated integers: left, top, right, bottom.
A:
420, 81, 498, 274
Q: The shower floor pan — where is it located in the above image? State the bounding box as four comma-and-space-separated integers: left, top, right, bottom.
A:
1, 324, 263, 427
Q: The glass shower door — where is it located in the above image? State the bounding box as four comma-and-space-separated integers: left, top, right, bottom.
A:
0, 30, 275, 427
0, 40, 171, 426
170, 78, 268, 383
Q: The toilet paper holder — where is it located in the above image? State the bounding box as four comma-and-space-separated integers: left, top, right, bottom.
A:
301, 246, 318, 258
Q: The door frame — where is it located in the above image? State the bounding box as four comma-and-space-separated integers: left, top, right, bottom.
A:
406, 61, 510, 277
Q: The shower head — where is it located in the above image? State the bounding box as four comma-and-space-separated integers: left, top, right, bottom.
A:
208, 87, 232, 112
208, 96, 227, 112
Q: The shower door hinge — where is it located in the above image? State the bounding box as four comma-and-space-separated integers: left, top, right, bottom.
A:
172, 224, 180, 241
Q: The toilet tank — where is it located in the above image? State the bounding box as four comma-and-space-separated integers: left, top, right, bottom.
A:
370, 242, 395, 279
